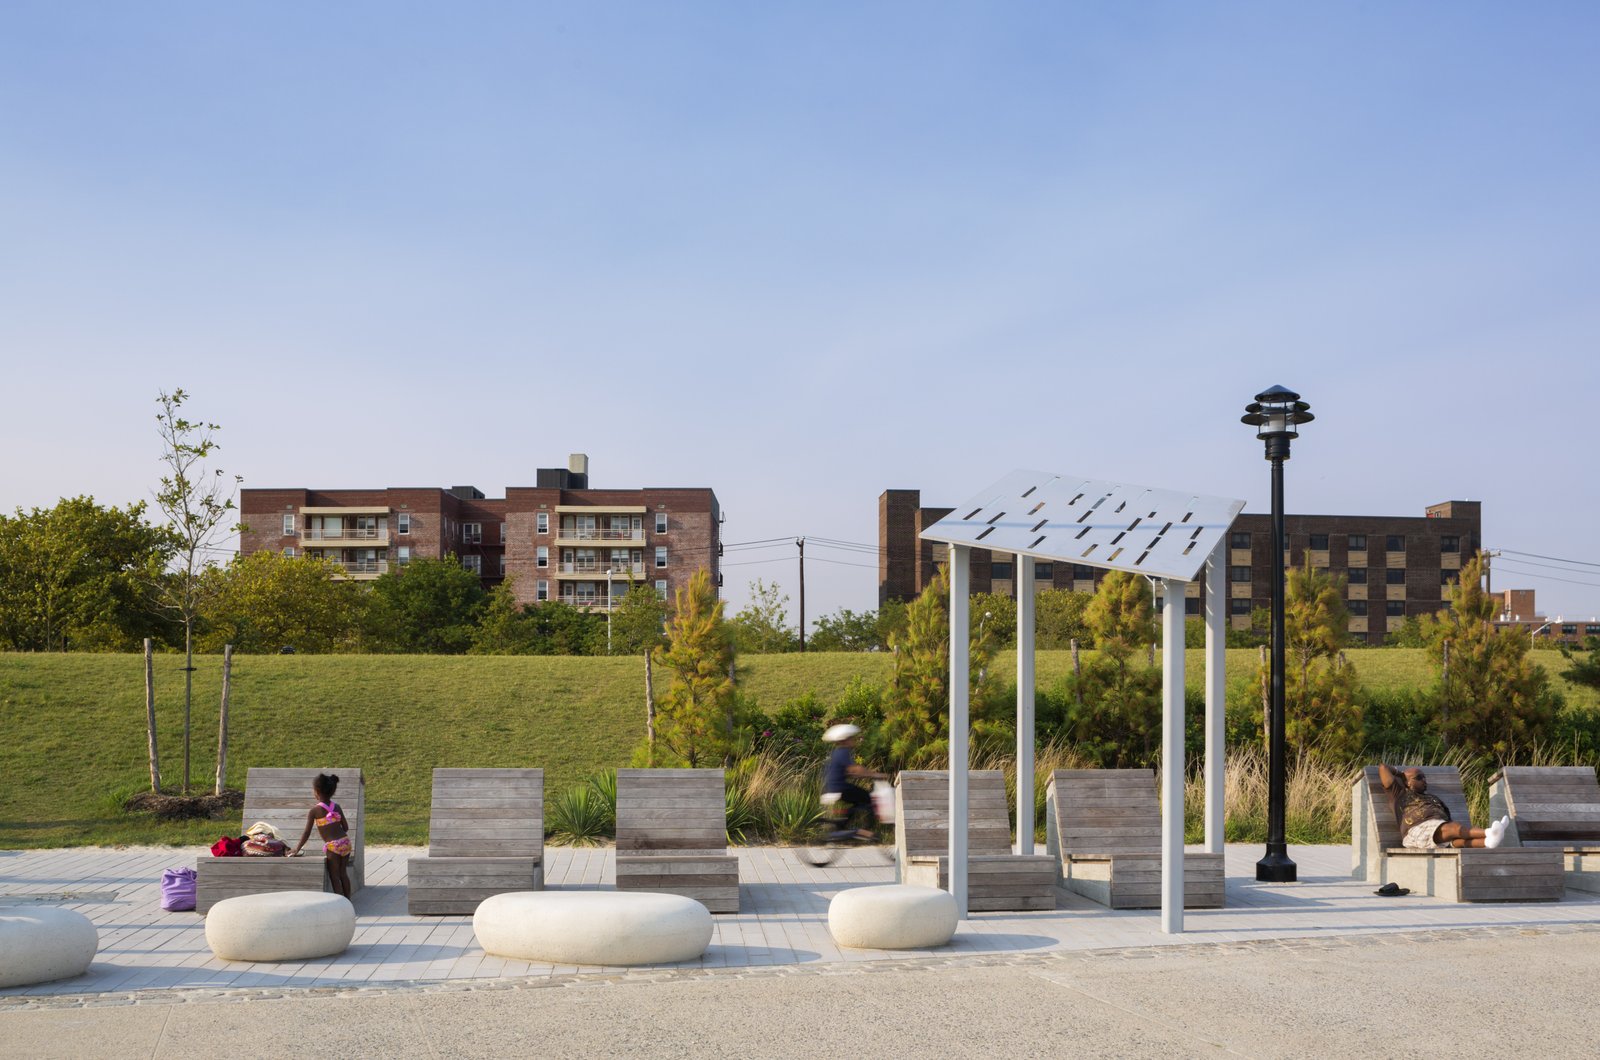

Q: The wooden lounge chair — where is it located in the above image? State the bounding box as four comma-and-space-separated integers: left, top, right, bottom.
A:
1351, 765, 1563, 902
407, 768, 544, 915
195, 767, 365, 915
894, 770, 1056, 912
1489, 766, 1600, 894
1044, 768, 1224, 910
614, 768, 739, 913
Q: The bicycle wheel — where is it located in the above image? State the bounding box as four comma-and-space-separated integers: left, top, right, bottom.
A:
795, 819, 841, 866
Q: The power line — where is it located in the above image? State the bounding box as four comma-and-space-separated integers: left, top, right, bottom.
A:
1488, 560, 1600, 590
1498, 547, 1600, 571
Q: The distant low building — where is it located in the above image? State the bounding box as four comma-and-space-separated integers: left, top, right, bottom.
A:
880, 490, 1482, 645
240, 454, 722, 610
1490, 588, 1600, 645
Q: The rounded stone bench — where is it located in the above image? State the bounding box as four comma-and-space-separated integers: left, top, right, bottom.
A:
474, 891, 712, 966
205, 891, 355, 962
828, 884, 958, 950
0, 907, 99, 988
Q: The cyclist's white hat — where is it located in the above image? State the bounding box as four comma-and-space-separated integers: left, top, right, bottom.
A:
822, 723, 861, 743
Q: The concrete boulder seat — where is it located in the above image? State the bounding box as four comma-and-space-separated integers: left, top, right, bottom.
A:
474, 891, 712, 966
0, 907, 99, 988
205, 891, 355, 962
828, 884, 958, 950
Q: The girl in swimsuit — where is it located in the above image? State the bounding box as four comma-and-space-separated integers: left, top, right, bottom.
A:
290, 772, 354, 899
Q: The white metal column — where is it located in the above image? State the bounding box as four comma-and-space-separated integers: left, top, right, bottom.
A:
1204, 540, 1226, 854
1161, 578, 1187, 934
1016, 554, 1036, 855
949, 546, 971, 918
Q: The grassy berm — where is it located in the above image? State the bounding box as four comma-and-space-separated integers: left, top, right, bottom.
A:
1, 648, 1590, 849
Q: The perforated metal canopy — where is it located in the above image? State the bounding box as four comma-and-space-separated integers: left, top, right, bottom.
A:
919, 469, 1246, 582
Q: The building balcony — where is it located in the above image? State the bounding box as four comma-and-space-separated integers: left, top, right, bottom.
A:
302, 527, 389, 545
552, 562, 646, 579
554, 528, 646, 545
332, 559, 388, 580
558, 595, 619, 611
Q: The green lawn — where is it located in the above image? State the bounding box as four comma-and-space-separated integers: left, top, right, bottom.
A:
1, 648, 1591, 848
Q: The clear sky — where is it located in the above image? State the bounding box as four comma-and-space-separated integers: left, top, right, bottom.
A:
3, 2, 1598, 626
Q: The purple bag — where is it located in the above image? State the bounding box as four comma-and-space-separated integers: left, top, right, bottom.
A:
161, 867, 197, 911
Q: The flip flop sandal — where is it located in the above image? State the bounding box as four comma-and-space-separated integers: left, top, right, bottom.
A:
1374, 883, 1411, 896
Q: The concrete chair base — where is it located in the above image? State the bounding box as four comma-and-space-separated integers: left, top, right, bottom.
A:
828, 884, 959, 950
474, 891, 712, 966
205, 891, 355, 962
0, 907, 99, 988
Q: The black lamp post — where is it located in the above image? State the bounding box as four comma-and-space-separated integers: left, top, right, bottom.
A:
1242, 385, 1313, 883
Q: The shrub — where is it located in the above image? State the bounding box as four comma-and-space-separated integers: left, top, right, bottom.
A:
765, 787, 820, 843
546, 783, 612, 845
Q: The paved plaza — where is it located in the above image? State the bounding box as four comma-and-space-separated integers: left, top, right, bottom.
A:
5, 842, 1600, 1000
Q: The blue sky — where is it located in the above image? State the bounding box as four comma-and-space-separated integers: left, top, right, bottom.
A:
3, 2, 1598, 625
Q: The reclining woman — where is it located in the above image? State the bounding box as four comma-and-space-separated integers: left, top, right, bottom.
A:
1379, 763, 1509, 850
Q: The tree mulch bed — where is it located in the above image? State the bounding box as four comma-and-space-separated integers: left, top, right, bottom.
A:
124, 789, 245, 820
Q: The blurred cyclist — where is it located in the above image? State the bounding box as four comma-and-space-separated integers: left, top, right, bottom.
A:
821, 723, 888, 840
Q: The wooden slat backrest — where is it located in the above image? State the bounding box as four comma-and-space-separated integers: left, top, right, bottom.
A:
1362, 765, 1471, 849
615, 768, 727, 855
1049, 768, 1161, 856
427, 767, 543, 858
241, 767, 364, 866
1500, 766, 1600, 842
896, 770, 1013, 858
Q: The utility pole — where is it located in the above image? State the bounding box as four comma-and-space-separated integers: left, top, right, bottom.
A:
797, 537, 806, 652
1482, 549, 1501, 596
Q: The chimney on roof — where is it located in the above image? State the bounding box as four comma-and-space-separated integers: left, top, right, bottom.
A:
568, 453, 589, 489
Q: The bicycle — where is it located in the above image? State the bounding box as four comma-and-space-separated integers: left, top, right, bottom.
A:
795, 791, 896, 867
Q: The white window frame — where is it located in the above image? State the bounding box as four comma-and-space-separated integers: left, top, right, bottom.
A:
536, 546, 549, 569
498, 555, 506, 576
536, 580, 549, 602
398, 546, 411, 565
398, 512, 411, 535
654, 579, 668, 600
500, 522, 507, 543
536, 512, 549, 534
655, 512, 668, 534
655, 546, 667, 569
462, 554, 482, 575
463, 522, 482, 544
282, 546, 296, 558
282, 513, 296, 537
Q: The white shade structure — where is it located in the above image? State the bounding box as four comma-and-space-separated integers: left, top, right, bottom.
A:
921, 470, 1245, 933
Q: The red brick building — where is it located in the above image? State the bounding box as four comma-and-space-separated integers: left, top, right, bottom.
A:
880, 489, 1483, 644
240, 455, 722, 609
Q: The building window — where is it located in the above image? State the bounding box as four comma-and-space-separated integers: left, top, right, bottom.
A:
1230, 598, 1252, 615
1440, 569, 1456, 585
1072, 564, 1094, 580
1348, 534, 1366, 551
398, 546, 410, 565
1586, 625, 1600, 637
1440, 535, 1460, 553
1309, 534, 1328, 550
1347, 568, 1367, 584
1386, 601, 1405, 617
1562, 624, 1578, 636
1348, 600, 1368, 616
498, 555, 506, 576
536, 546, 548, 568
1230, 531, 1250, 549
536, 580, 548, 602
655, 512, 668, 534
1035, 562, 1054, 579
463, 523, 482, 544
1184, 598, 1200, 616
536, 512, 548, 534
655, 546, 667, 569
500, 522, 507, 543
990, 562, 1014, 580
1386, 569, 1406, 585
282, 513, 296, 537
1230, 566, 1252, 582
462, 555, 481, 575
1386, 535, 1406, 553
654, 579, 668, 600
397, 512, 411, 535
282, 546, 296, 558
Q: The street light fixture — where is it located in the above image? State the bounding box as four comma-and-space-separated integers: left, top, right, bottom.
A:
1241, 384, 1313, 884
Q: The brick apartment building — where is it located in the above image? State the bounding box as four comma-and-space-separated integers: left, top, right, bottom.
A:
880, 489, 1483, 644
239, 455, 722, 609
1490, 588, 1600, 646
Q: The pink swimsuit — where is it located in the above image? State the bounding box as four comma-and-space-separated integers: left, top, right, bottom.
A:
316, 801, 352, 857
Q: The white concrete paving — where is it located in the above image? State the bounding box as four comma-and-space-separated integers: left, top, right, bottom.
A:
3, 842, 1599, 998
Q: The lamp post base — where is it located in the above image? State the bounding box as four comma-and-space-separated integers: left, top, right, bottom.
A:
1255, 852, 1298, 883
